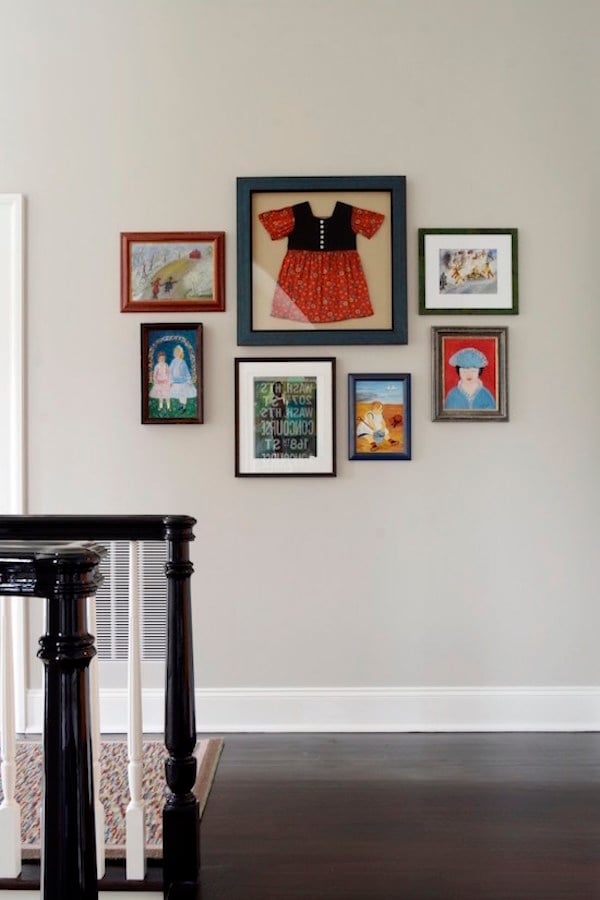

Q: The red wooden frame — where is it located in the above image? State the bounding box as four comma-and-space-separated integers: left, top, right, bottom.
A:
121, 231, 225, 312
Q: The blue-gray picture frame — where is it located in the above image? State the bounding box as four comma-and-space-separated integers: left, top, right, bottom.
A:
237, 176, 407, 346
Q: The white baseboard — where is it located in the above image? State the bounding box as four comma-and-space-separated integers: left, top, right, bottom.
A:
25, 686, 600, 734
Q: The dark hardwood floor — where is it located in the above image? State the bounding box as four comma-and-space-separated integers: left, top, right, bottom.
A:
198, 733, 600, 900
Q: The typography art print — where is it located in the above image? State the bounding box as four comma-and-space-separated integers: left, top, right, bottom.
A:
253, 377, 317, 460
235, 358, 335, 477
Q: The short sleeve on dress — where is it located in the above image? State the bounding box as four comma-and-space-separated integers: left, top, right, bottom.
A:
351, 207, 385, 239
259, 206, 295, 240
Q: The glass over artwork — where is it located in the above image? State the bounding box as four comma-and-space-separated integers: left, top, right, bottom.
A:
348, 374, 411, 460
141, 324, 203, 424
235, 358, 335, 476
419, 229, 518, 315
237, 176, 407, 345
253, 376, 318, 461
431, 326, 508, 421
122, 232, 225, 312
438, 248, 498, 295
132, 241, 215, 302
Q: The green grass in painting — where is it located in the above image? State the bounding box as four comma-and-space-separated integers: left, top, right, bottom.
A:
148, 397, 198, 420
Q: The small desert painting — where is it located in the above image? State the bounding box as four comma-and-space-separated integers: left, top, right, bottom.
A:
354, 378, 405, 454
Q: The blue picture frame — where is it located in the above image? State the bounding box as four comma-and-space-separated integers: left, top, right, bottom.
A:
348, 373, 412, 460
237, 176, 407, 346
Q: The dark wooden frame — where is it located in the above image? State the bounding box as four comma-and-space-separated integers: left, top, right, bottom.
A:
121, 231, 225, 312
0, 515, 198, 900
348, 373, 412, 461
236, 176, 407, 345
432, 326, 509, 421
419, 228, 518, 315
235, 357, 336, 477
141, 323, 203, 425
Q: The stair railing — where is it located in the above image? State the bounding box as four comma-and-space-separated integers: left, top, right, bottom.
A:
0, 514, 199, 900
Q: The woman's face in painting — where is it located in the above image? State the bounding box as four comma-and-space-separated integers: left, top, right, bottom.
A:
459, 366, 479, 385
458, 366, 481, 395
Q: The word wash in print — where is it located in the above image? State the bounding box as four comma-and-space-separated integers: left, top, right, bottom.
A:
254, 377, 318, 459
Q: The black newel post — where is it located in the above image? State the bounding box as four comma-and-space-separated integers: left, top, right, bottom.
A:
162, 516, 199, 899
36, 545, 104, 900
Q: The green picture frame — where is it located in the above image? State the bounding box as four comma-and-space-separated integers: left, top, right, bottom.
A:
419, 228, 518, 315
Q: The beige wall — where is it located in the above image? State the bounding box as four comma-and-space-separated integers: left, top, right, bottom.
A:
3, 0, 599, 726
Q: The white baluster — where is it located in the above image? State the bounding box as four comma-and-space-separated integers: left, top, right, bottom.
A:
88, 594, 106, 879
126, 541, 146, 880
0, 595, 21, 877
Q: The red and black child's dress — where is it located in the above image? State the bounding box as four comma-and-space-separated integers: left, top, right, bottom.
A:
258, 201, 384, 323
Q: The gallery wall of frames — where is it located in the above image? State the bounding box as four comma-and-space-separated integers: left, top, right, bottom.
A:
122, 175, 518, 476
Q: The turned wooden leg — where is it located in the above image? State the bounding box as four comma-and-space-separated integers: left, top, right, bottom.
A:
37, 547, 103, 900
162, 517, 199, 900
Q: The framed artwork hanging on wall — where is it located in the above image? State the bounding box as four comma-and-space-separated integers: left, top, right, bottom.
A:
431, 326, 508, 421
121, 231, 225, 312
348, 373, 412, 461
237, 176, 407, 345
141, 323, 203, 424
235, 357, 336, 476
419, 228, 518, 315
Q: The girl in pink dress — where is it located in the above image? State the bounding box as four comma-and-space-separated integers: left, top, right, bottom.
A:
150, 351, 171, 410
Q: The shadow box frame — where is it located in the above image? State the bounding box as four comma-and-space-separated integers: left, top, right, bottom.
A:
235, 357, 336, 477
236, 176, 407, 345
121, 231, 225, 313
419, 228, 518, 315
141, 323, 203, 425
348, 373, 412, 461
432, 325, 508, 422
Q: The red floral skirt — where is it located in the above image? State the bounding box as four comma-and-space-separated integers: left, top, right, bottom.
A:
270, 250, 374, 323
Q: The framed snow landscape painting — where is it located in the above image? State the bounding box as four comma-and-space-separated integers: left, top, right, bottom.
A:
121, 231, 225, 312
419, 228, 518, 315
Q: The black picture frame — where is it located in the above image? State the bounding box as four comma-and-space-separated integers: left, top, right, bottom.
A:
235, 357, 336, 476
237, 176, 407, 345
141, 323, 203, 424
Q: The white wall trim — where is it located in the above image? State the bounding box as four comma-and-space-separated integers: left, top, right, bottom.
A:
0, 194, 25, 516
25, 686, 600, 734
0, 194, 26, 734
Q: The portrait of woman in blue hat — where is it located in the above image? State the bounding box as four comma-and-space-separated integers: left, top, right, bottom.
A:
444, 346, 496, 411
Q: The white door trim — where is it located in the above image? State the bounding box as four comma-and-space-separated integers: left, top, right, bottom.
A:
0, 194, 26, 732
